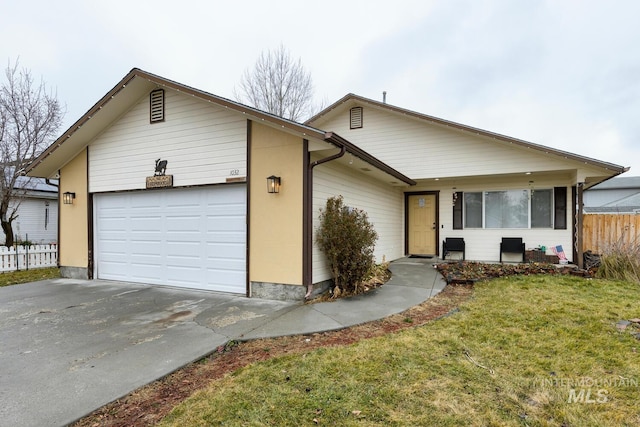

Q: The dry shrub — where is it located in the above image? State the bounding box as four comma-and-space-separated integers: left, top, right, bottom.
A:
596, 237, 640, 284
315, 196, 378, 295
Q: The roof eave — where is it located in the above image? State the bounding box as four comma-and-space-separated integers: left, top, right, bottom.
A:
324, 132, 416, 186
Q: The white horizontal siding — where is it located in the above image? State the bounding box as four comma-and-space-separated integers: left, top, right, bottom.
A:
89, 90, 246, 192
11, 198, 58, 244
312, 161, 404, 284
427, 176, 574, 263
319, 106, 578, 179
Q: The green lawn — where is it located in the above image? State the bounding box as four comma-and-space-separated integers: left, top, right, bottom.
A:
0, 267, 60, 287
160, 275, 640, 426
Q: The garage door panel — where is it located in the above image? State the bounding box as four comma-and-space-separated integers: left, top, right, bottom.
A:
95, 185, 246, 293
206, 218, 244, 232
165, 217, 201, 229
166, 241, 202, 253
207, 243, 244, 258
206, 232, 245, 243
130, 218, 163, 230
206, 270, 245, 293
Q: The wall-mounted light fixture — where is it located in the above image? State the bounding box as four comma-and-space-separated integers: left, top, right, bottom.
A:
267, 175, 281, 194
62, 192, 76, 205
452, 187, 458, 206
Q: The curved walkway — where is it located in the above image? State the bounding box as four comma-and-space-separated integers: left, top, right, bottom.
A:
0, 257, 445, 427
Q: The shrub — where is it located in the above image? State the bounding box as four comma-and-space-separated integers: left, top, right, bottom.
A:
316, 196, 378, 294
596, 239, 640, 284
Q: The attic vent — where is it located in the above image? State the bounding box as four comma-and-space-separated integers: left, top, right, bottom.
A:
350, 106, 363, 129
150, 89, 165, 123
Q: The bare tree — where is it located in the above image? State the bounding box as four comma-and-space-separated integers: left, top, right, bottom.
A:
234, 45, 318, 122
0, 60, 63, 247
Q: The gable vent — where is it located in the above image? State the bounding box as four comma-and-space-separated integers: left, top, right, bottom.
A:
150, 89, 165, 123
350, 106, 363, 129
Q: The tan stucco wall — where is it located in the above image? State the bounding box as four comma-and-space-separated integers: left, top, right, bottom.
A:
59, 149, 88, 268
249, 122, 303, 286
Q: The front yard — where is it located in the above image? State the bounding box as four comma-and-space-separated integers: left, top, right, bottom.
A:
159, 275, 640, 426
0, 267, 59, 287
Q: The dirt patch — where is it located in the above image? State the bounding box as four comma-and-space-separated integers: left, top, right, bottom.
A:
71, 284, 472, 427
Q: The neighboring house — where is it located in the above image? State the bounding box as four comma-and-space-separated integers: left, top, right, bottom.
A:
26, 69, 627, 300
2, 175, 58, 245
583, 176, 640, 214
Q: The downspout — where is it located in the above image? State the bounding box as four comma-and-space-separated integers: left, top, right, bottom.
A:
303, 143, 346, 298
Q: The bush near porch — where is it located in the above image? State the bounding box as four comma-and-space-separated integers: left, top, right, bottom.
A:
316, 195, 378, 296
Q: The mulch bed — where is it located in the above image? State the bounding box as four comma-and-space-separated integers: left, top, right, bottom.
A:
436, 261, 595, 284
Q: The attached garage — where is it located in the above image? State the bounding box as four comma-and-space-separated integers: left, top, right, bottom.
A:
93, 184, 246, 294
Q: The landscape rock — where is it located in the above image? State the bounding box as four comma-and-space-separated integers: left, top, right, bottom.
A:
617, 320, 631, 331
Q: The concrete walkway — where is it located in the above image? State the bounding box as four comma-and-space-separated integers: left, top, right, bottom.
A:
0, 257, 445, 427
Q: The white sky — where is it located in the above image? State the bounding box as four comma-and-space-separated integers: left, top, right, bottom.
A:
2, 0, 638, 176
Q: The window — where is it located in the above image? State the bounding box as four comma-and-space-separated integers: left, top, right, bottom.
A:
531, 189, 552, 228
464, 192, 483, 228
485, 190, 528, 228
350, 107, 363, 129
462, 188, 558, 229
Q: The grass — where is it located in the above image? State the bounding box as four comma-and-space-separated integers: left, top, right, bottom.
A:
160, 275, 640, 426
0, 267, 60, 287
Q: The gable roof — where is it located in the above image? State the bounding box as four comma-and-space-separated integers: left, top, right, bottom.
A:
26, 69, 414, 186
14, 175, 58, 194
584, 191, 640, 214
585, 191, 640, 213
307, 93, 628, 179
588, 176, 640, 190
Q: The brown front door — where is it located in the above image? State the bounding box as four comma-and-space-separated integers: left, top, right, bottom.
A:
408, 194, 437, 255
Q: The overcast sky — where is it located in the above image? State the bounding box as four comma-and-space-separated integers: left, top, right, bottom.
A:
2, 0, 638, 176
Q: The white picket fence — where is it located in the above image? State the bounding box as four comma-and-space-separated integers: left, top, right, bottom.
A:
0, 244, 58, 272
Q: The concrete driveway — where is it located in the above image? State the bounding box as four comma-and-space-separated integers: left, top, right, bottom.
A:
0, 278, 297, 427
0, 259, 445, 427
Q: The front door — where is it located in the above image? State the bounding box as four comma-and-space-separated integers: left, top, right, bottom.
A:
407, 194, 437, 255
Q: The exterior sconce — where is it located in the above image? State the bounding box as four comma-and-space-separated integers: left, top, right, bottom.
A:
63, 192, 76, 205
267, 175, 281, 194
452, 188, 458, 206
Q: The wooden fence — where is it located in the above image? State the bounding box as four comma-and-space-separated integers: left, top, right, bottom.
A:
583, 214, 640, 254
0, 244, 58, 272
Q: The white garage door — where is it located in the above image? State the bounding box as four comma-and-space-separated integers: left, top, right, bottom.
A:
94, 185, 246, 293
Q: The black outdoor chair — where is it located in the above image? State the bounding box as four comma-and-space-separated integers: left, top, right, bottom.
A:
500, 237, 525, 263
442, 238, 465, 260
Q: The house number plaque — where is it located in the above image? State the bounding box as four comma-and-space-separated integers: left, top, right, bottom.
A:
146, 158, 174, 189
146, 175, 173, 188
